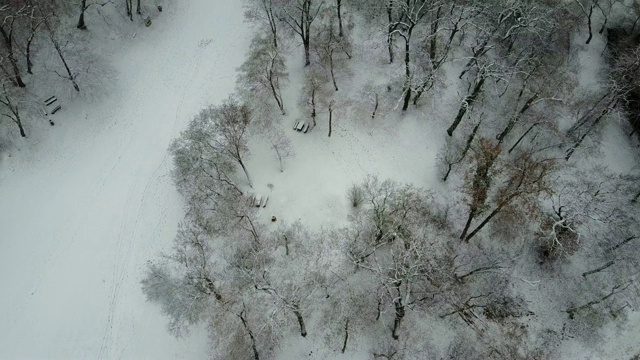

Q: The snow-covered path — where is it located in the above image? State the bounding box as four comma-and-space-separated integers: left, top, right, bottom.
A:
0, 1, 249, 358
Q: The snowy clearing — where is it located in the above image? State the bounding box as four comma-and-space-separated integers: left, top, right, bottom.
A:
0, 1, 249, 358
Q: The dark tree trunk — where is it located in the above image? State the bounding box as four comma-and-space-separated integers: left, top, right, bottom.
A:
51, 39, 80, 92
447, 76, 485, 136
443, 119, 480, 182
292, 304, 307, 337
26, 37, 35, 74
239, 310, 260, 360
266, 0, 278, 48
372, 92, 379, 118
237, 157, 253, 188
566, 282, 631, 319
566, 101, 615, 161
582, 261, 615, 277
311, 86, 317, 127
443, 163, 454, 182
328, 106, 333, 137
137, 0, 142, 15
341, 319, 349, 353
585, 4, 594, 45
429, 5, 441, 61
391, 295, 405, 340
460, 207, 476, 240
268, 58, 285, 114
77, 0, 88, 29
496, 93, 538, 144
387, 1, 395, 63
18, 121, 26, 137
283, 235, 290, 255
508, 123, 538, 153
464, 197, 516, 242
401, 29, 413, 111
336, 0, 343, 37
329, 49, 338, 91
302, 0, 312, 66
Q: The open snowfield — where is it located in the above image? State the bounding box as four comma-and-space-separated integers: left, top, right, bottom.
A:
0, 1, 250, 358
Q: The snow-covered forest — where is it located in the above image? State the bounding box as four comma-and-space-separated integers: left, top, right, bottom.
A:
2, 0, 640, 359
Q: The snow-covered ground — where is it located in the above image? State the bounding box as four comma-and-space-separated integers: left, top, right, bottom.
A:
2, 0, 640, 359
0, 1, 249, 358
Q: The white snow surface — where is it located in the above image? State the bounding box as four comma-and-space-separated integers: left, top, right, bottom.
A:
0, 1, 249, 358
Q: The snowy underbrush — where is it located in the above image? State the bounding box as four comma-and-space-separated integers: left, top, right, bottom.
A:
143, 1, 640, 359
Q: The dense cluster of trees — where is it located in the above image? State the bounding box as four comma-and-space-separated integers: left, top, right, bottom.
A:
144, 0, 640, 358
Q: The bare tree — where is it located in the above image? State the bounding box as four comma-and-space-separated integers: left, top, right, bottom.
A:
0, 4, 27, 87
278, 0, 325, 66
462, 149, 555, 242
0, 81, 26, 137
437, 118, 482, 181
387, 0, 432, 111
245, 0, 280, 48
238, 35, 288, 115
459, 139, 500, 240
265, 125, 294, 172
206, 97, 254, 188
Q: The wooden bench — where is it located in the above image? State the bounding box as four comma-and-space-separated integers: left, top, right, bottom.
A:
44, 96, 61, 115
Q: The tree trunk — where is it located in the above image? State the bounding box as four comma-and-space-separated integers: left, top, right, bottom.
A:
582, 261, 615, 278
387, 1, 395, 63
401, 31, 412, 111
26, 36, 35, 74
239, 310, 260, 360
283, 235, 289, 255
429, 6, 441, 61
273, 144, 284, 172
311, 86, 317, 127
460, 207, 477, 240
447, 77, 485, 136
292, 304, 307, 337
372, 92, 379, 119
268, 60, 285, 114
508, 123, 538, 153
267, 0, 278, 48
391, 296, 405, 340
137, 0, 142, 15
336, 0, 343, 37
18, 121, 26, 137
238, 158, 253, 188
443, 163, 453, 181
341, 318, 349, 353
566, 101, 615, 161
496, 93, 539, 144
77, 0, 88, 29
329, 49, 338, 91
585, 4, 594, 45
52, 39, 80, 92
328, 106, 333, 137
444, 119, 480, 181
302, 0, 311, 66
566, 282, 631, 319
464, 197, 516, 242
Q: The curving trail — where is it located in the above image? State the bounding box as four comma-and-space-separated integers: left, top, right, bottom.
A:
0, 1, 249, 358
